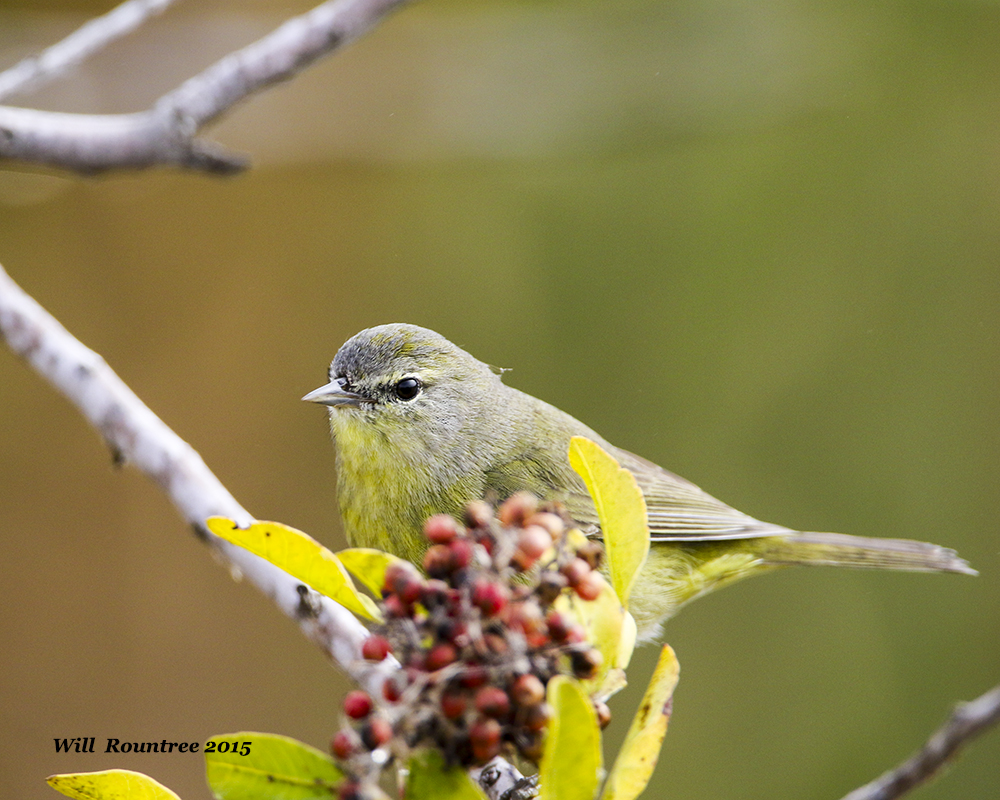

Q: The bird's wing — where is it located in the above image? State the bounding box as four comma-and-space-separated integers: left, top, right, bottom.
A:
611, 447, 791, 542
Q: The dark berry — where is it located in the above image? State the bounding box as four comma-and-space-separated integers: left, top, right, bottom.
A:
475, 686, 511, 719
360, 716, 393, 750
594, 700, 612, 729
331, 730, 357, 760
424, 544, 454, 578
562, 557, 591, 588
536, 572, 568, 604
463, 500, 493, 529
570, 648, 603, 680
523, 702, 552, 732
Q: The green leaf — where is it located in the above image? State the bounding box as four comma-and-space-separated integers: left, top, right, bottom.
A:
406, 750, 487, 800
569, 437, 650, 610
336, 548, 405, 599
206, 518, 381, 621
47, 770, 181, 800
540, 677, 602, 800
205, 732, 343, 800
601, 646, 680, 800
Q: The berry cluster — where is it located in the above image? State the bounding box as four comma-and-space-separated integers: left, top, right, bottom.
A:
331, 494, 610, 796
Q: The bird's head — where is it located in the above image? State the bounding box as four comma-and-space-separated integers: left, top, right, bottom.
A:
303, 323, 502, 460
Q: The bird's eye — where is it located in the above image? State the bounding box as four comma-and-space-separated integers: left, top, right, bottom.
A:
394, 377, 422, 401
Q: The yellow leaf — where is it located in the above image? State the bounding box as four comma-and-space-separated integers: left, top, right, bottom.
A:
601, 645, 680, 800
540, 677, 602, 800
205, 732, 342, 800
206, 518, 381, 621
568, 437, 650, 609
558, 578, 626, 697
47, 770, 180, 800
336, 548, 405, 599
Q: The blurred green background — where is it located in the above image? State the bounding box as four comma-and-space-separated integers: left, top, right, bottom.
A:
1, 0, 998, 798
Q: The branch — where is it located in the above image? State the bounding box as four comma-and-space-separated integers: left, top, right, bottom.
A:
0, 0, 409, 174
840, 685, 1000, 800
0, 261, 393, 697
0, 0, 180, 102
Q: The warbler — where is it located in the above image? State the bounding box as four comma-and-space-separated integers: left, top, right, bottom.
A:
304, 323, 974, 640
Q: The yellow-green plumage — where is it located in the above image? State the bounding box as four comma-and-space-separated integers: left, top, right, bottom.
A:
305, 324, 974, 641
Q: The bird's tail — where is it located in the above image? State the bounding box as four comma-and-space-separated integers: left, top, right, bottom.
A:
759, 531, 977, 575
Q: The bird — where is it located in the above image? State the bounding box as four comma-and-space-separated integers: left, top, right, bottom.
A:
303, 323, 974, 641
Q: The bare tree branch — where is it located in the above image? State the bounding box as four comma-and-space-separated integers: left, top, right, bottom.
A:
0, 0, 180, 102
0, 260, 528, 797
840, 685, 1000, 800
0, 0, 409, 174
0, 260, 395, 697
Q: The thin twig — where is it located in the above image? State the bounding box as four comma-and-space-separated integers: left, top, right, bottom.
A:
0, 0, 409, 174
0, 0, 180, 102
0, 261, 393, 697
840, 685, 1000, 800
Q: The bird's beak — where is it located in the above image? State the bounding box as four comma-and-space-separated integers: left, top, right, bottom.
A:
302, 380, 369, 408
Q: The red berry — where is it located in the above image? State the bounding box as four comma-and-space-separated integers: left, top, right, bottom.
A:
562, 557, 591, 588
382, 673, 406, 703
498, 491, 538, 527
449, 538, 474, 570
331, 730, 357, 760
424, 514, 460, 544
338, 781, 363, 800
517, 525, 552, 560
510, 674, 545, 708
440, 689, 468, 719
574, 570, 604, 601
464, 500, 493, 529
426, 643, 458, 672
545, 610, 571, 642
382, 594, 409, 619
383, 561, 420, 596
361, 635, 392, 662
475, 686, 511, 719
469, 717, 502, 764
526, 511, 565, 540
523, 702, 552, 732
343, 690, 373, 719
424, 544, 454, 578
459, 665, 489, 689
360, 716, 393, 750
472, 579, 509, 617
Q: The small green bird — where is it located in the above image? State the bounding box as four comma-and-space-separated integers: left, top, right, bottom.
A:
304, 323, 974, 641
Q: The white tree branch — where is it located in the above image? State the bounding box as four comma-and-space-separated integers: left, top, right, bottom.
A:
0, 0, 409, 174
0, 0, 180, 102
840, 685, 1000, 800
0, 261, 394, 696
